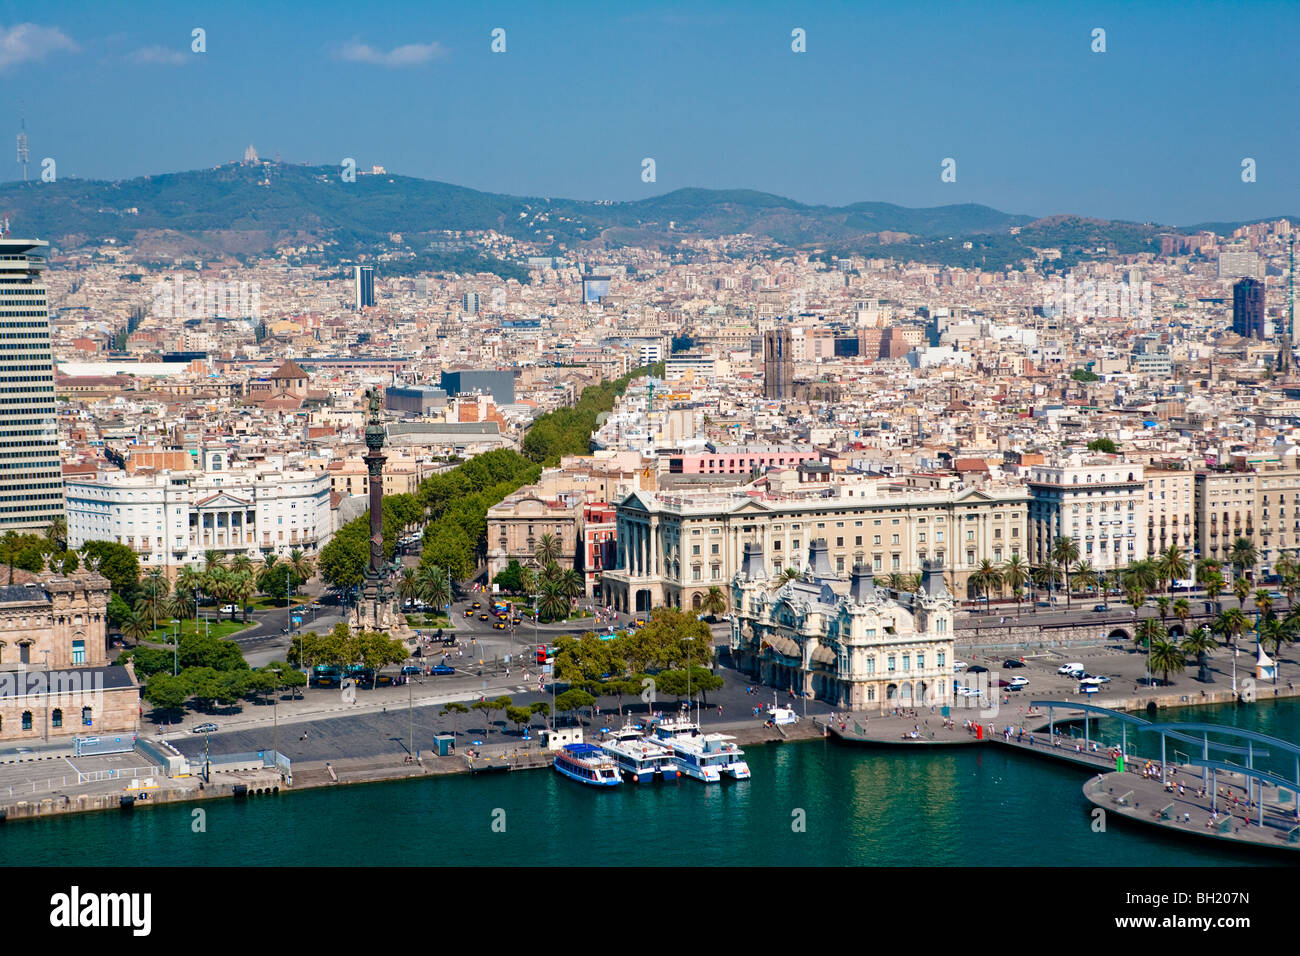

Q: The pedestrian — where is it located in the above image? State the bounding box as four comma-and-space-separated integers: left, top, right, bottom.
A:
718, 705, 723, 717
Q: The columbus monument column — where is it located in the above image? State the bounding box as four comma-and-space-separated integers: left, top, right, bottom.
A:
357, 387, 406, 634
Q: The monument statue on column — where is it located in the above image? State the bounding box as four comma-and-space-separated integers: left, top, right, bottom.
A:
356, 387, 408, 636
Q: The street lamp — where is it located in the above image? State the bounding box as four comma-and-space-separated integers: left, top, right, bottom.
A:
170, 620, 180, 676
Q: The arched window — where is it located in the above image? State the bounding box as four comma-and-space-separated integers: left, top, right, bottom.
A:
51, 708, 62, 728
81, 706, 93, 727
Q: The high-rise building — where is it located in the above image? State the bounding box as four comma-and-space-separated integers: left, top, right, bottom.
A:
0, 239, 64, 531
763, 328, 793, 400
1233, 277, 1265, 339
462, 291, 479, 314
354, 265, 375, 309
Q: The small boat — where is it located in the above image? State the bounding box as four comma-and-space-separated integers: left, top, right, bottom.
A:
661, 733, 750, 783
553, 743, 622, 787
598, 722, 679, 783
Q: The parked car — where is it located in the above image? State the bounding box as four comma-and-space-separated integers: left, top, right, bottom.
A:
956, 686, 983, 698
1008, 676, 1029, 688
428, 664, 456, 676
220, 604, 235, 614
953, 661, 968, 672
192, 723, 218, 734
967, 665, 989, 674
1002, 659, 1025, 669
1058, 662, 1084, 675
1082, 674, 1111, 684
400, 665, 424, 675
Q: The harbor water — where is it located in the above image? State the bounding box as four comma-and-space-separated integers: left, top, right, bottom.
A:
4, 699, 1299, 866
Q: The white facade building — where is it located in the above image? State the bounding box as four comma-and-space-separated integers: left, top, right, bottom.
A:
1026, 458, 1147, 572
65, 466, 333, 575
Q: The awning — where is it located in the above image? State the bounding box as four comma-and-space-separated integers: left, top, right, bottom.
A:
810, 646, 836, 666
765, 635, 800, 658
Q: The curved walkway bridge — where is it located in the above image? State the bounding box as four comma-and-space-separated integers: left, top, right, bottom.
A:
827, 701, 1300, 854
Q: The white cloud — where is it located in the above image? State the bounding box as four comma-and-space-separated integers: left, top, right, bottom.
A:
0, 23, 78, 70
337, 39, 446, 67
128, 45, 187, 66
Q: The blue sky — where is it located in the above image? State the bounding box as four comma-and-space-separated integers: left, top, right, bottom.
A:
1, 0, 1296, 225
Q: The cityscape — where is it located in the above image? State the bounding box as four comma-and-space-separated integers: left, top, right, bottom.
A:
0, 0, 1295, 920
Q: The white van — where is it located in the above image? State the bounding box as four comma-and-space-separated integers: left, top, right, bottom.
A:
1057, 662, 1085, 677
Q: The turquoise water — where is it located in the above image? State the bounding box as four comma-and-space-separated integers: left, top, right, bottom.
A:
4, 702, 1295, 866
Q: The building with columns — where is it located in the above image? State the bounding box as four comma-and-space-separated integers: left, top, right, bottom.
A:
65, 464, 333, 577
599, 482, 1028, 614
730, 543, 955, 711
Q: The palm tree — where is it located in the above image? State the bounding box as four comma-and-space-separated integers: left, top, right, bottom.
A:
1158, 544, 1189, 593
1277, 554, 1299, 611
1051, 537, 1080, 608
1148, 637, 1185, 686
398, 567, 420, 605
886, 572, 907, 592
229, 554, 254, 576
166, 588, 195, 624
1031, 561, 1060, 609
287, 548, 315, 593
700, 586, 728, 619
1002, 555, 1029, 618
1123, 559, 1159, 596
1071, 560, 1098, 599
203, 549, 227, 574
970, 559, 1003, 612
1173, 597, 1190, 636
537, 578, 570, 622
1259, 615, 1288, 684
1135, 617, 1165, 652
1229, 536, 1257, 583
558, 568, 585, 603
45, 516, 67, 551
419, 564, 453, 612
1255, 589, 1274, 620
1156, 596, 1170, 627
1211, 607, 1251, 682
1203, 569, 1225, 613
534, 533, 564, 566
1233, 575, 1251, 611
770, 567, 802, 592
120, 607, 152, 646
1181, 626, 1215, 681
142, 569, 169, 631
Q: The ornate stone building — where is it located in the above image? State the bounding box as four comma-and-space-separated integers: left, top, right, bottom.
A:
730, 542, 955, 711
0, 567, 140, 744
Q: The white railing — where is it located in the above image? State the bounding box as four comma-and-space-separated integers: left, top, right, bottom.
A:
3, 764, 164, 799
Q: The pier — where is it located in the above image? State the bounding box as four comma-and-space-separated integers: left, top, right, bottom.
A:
828, 699, 1300, 854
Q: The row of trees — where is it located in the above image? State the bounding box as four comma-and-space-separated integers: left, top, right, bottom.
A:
966, 540, 1265, 613
129, 632, 310, 716
317, 367, 660, 595
284, 622, 410, 679
551, 607, 723, 713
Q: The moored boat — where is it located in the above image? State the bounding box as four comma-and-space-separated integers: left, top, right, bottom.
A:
553, 743, 622, 787
598, 723, 678, 783
662, 732, 750, 783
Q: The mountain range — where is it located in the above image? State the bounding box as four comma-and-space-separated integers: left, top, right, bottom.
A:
0, 163, 1292, 278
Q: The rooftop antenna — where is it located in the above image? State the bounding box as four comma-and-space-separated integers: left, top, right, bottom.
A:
16, 115, 29, 182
